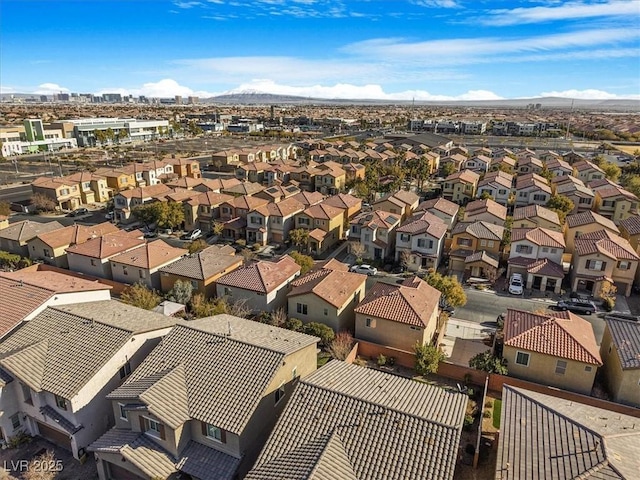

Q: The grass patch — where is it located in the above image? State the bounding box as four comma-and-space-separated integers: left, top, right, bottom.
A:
492, 399, 502, 429
317, 352, 332, 368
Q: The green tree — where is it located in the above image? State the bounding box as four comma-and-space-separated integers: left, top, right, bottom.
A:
132, 201, 185, 230
424, 270, 467, 307
188, 238, 208, 254
546, 194, 574, 223
211, 221, 224, 237
539, 165, 553, 182
621, 174, 640, 198
502, 215, 513, 248
290, 250, 314, 274
120, 283, 161, 310
469, 351, 508, 375
414, 343, 445, 375
479, 191, 494, 200
302, 322, 335, 348
166, 279, 194, 305
117, 129, 129, 143
289, 228, 309, 251
0, 201, 11, 216
441, 162, 457, 177
601, 161, 621, 182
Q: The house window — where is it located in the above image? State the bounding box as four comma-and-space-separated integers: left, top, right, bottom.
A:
400, 233, 410, 242
480, 240, 487, 247
542, 247, 549, 253
142, 417, 164, 439
296, 303, 308, 315
191, 280, 198, 289
585, 366, 592, 372
515, 351, 530, 366
55, 395, 68, 410
204, 423, 223, 442
586, 259, 606, 271
555, 360, 567, 375
119, 403, 128, 421
275, 383, 285, 404
224, 287, 232, 296
617, 260, 630, 270
139, 269, 145, 279
365, 318, 375, 328
409, 326, 421, 331
457, 238, 472, 247
90, 259, 97, 267
533, 194, 547, 202
323, 308, 328, 316
21, 383, 32, 405
10, 413, 20, 430
515, 245, 533, 254
119, 361, 132, 379
550, 249, 557, 254
487, 241, 495, 248
123, 266, 128, 276
292, 367, 298, 379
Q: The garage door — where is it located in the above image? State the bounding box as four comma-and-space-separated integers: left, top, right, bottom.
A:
107, 462, 146, 480
36, 421, 72, 452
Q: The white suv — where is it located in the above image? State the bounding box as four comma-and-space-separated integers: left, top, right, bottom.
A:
508, 273, 524, 295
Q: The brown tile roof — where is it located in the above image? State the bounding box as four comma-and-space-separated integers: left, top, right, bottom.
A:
303, 203, 344, 220
216, 255, 300, 293
225, 195, 269, 211
512, 205, 561, 225
573, 159, 605, 173
396, 211, 448, 238
158, 245, 242, 280
620, 214, 640, 236
354, 276, 440, 327
465, 198, 507, 221
566, 210, 620, 232
605, 318, 640, 370
291, 191, 324, 207
574, 230, 640, 260
350, 210, 401, 230
34, 222, 120, 249
452, 221, 504, 241
222, 181, 265, 196
445, 169, 480, 184
1, 270, 112, 294
0, 276, 55, 338
118, 184, 172, 200
390, 189, 420, 206
503, 309, 602, 365
594, 184, 639, 201
288, 265, 366, 308
508, 257, 565, 278
0, 220, 64, 242
511, 227, 565, 248
66, 231, 145, 259
416, 197, 459, 217
464, 250, 499, 268
322, 193, 362, 210
110, 240, 187, 269
253, 197, 305, 218
478, 170, 513, 189
188, 191, 234, 207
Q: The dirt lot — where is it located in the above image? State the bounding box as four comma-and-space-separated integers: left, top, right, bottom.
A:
0, 437, 98, 480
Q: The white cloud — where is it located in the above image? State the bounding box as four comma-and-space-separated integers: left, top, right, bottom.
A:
539, 89, 640, 100
413, 0, 459, 8
482, 0, 640, 26
34, 83, 70, 94
96, 79, 217, 98
173, 1, 203, 9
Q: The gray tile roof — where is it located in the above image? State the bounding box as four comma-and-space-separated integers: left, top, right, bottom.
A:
247, 361, 467, 480
496, 385, 640, 480
0, 220, 64, 242
157, 245, 242, 280
452, 220, 504, 241
0, 302, 172, 399
176, 441, 240, 480
107, 319, 308, 435
40, 405, 83, 434
606, 318, 640, 369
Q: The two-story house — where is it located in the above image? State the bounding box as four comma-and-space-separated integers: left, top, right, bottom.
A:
449, 221, 504, 277
462, 154, 491, 173
247, 197, 305, 245
414, 197, 459, 231
514, 173, 551, 208
354, 276, 441, 356
294, 203, 344, 255
166, 157, 201, 179
31, 176, 82, 211
66, 171, 111, 204
291, 191, 324, 208
508, 227, 566, 293
599, 318, 640, 407
349, 210, 401, 261
516, 156, 544, 175
27, 222, 119, 268
235, 162, 273, 183
591, 180, 639, 224
489, 155, 516, 173
564, 210, 620, 254
219, 195, 270, 240
371, 190, 420, 221
442, 169, 480, 204
476, 170, 513, 207
395, 210, 448, 271
90, 315, 318, 480
0, 301, 175, 459
254, 184, 300, 204
0, 220, 64, 257
463, 198, 507, 226
571, 230, 639, 297
94, 167, 136, 194
619, 214, 640, 286
512, 205, 562, 232
287, 259, 366, 332
186, 191, 234, 232
545, 157, 573, 177
439, 153, 466, 174
322, 193, 363, 229
109, 240, 188, 290
216, 255, 300, 314
572, 160, 605, 183
502, 308, 601, 395
553, 176, 595, 213
113, 184, 172, 223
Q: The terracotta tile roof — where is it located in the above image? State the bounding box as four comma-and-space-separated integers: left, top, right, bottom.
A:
354, 276, 440, 327
605, 318, 640, 369
515, 173, 551, 192
158, 245, 241, 280
416, 197, 459, 217
1, 270, 112, 294
513, 205, 561, 225
566, 210, 619, 232
504, 309, 601, 365
508, 257, 565, 278
452, 221, 504, 241
118, 184, 172, 200
34, 222, 120, 249
66, 231, 145, 259
445, 169, 480, 184
478, 170, 513, 189
291, 191, 324, 207
253, 197, 305, 218
0, 276, 54, 338
322, 193, 362, 210
308, 228, 327, 242
314, 258, 350, 272
511, 227, 566, 248
216, 255, 300, 293
465, 198, 507, 221
110, 240, 187, 269
574, 229, 639, 260
573, 159, 605, 173
390, 189, 420, 206
350, 210, 401, 230
555, 181, 594, 198
464, 250, 499, 268
396, 211, 448, 238
188, 191, 234, 207
225, 195, 270, 211
595, 184, 639, 201
620, 214, 640, 236
222, 181, 265, 196
0, 220, 64, 242
288, 264, 366, 308
303, 203, 344, 220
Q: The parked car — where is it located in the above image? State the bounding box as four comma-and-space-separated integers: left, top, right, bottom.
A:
556, 299, 597, 315
181, 229, 202, 241
508, 273, 524, 295
350, 264, 378, 276
104, 211, 114, 220
67, 207, 89, 217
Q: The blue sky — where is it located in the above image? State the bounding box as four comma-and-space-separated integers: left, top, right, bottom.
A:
1, 0, 639, 100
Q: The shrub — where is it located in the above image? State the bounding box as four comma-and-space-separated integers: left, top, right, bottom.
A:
252, 243, 261, 251
483, 410, 491, 418
235, 239, 246, 247
302, 322, 335, 347
463, 415, 475, 430
485, 400, 493, 408
328, 331, 355, 361
414, 343, 445, 375
120, 283, 161, 310
602, 296, 615, 312
387, 356, 396, 366
285, 317, 303, 332
377, 354, 387, 366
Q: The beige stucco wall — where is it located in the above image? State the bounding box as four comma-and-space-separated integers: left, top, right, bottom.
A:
355, 311, 437, 353
28, 237, 70, 268
564, 222, 618, 254
599, 327, 640, 407
67, 252, 113, 279
514, 217, 562, 232
503, 345, 597, 395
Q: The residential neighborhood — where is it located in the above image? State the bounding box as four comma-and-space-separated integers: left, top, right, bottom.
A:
1, 117, 639, 479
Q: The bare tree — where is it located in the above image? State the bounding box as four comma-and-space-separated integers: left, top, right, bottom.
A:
349, 242, 366, 262
269, 307, 288, 328
328, 331, 355, 360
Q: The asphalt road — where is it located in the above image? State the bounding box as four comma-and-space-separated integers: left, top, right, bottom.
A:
0, 184, 32, 203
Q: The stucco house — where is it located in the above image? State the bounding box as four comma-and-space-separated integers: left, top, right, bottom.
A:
512, 204, 562, 232
294, 203, 344, 255
0, 301, 175, 459
0, 220, 64, 257
564, 210, 620, 254
395, 210, 448, 271
442, 169, 480, 204
287, 259, 366, 332
322, 193, 362, 227
448, 221, 504, 277
591, 180, 639, 224
502, 308, 602, 395
414, 197, 459, 231
572, 160, 605, 183
599, 317, 640, 407
216, 255, 300, 314
372, 190, 420, 221
553, 176, 594, 213
619, 214, 640, 286
463, 198, 507, 226
354, 276, 441, 354
348, 210, 402, 261
514, 173, 551, 208
476, 170, 513, 207
90, 315, 319, 480
462, 154, 491, 173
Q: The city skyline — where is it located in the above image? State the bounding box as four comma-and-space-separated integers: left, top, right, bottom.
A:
1, 0, 639, 101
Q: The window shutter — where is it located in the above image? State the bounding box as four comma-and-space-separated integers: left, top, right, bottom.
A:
601, 262, 607, 271
201, 421, 207, 436
159, 424, 166, 440
585, 259, 591, 269
139, 416, 145, 432
220, 429, 226, 444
